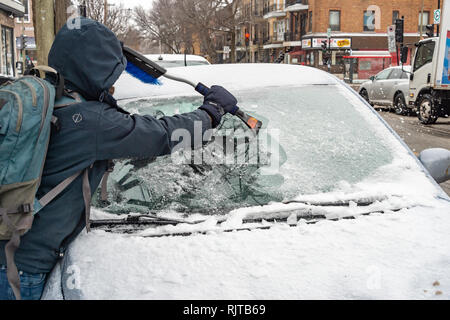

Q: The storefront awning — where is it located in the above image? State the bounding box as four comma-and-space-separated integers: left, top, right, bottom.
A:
289, 49, 305, 55
343, 50, 392, 58
263, 43, 284, 49
283, 41, 302, 47
0, 0, 25, 16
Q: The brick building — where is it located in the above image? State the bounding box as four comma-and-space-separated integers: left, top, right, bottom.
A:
0, 0, 24, 76
302, 0, 439, 81
233, 0, 439, 81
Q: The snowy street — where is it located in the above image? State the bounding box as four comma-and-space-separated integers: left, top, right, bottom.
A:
375, 110, 450, 195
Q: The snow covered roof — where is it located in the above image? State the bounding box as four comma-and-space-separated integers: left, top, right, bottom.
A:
145, 54, 210, 63
115, 63, 339, 100
284, 4, 309, 12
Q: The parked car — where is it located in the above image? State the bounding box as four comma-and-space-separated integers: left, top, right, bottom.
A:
358, 66, 412, 115
42, 64, 450, 300
0, 76, 15, 86
145, 54, 211, 68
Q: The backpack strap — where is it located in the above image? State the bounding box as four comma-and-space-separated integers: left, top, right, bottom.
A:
55, 90, 83, 109
28, 66, 65, 100
38, 171, 84, 208
38, 166, 93, 230
0, 209, 34, 300
1, 168, 92, 300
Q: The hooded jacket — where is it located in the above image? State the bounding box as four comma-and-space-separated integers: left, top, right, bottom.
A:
0, 18, 212, 273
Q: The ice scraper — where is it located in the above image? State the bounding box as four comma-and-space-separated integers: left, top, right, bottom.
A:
122, 46, 262, 134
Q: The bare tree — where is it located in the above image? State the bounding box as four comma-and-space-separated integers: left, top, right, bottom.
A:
134, 1, 189, 54
213, 0, 245, 63
85, 0, 131, 36
55, 0, 72, 34
177, 0, 221, 61
33, 0, 55, 65
134, 0, 246, 63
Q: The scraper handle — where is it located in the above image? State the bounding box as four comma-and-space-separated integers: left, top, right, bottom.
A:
195, 83, 262, 134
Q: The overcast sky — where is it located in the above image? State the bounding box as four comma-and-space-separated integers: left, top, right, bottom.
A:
108, 0, 154, 10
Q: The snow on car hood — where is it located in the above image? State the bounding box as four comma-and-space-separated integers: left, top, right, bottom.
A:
43, 200, 450, 300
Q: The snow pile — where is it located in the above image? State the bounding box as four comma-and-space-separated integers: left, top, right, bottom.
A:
44, 200, 450, 300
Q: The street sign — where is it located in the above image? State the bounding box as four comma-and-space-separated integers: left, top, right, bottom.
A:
434, 9, 441, 24
223, 46, 230, 54
327, 28, 331, 38
302, 39, 311, 48
387, 25, 396, 53
312, 38, 351, 49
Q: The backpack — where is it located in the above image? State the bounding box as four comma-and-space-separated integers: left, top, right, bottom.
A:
0, 66, 94, 300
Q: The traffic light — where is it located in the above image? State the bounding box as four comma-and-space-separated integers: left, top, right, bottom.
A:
245, 32, 250, 46
321, 40, 328, 53
425, 24, 434, 37
18, 35, 27, 50
395, 18, 404, 44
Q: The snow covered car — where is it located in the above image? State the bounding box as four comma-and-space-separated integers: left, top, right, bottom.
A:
145, 54, 211, 68
358, 66, 411, 115
43, 64, 450, 300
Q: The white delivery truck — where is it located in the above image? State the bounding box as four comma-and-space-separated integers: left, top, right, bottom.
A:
408, 0, 450, 124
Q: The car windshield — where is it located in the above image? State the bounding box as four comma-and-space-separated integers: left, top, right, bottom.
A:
95, 84, 395, 215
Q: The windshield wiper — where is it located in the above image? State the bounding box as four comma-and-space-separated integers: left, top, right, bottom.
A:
90, 213, 196, 229
282, 195, 398, 207
138, 206, 415, 238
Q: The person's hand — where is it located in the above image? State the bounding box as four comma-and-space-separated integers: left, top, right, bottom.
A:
199, 85, 238, 128
204, 86, 238, 115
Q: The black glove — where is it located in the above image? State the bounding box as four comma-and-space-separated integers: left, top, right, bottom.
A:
199, 85, 238, 128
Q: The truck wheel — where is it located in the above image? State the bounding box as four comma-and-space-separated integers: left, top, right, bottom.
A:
394, 93, 408, 115
418, 94, 438, 124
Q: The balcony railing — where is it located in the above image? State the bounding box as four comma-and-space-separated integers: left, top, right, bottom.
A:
263, 4, 285, 15
284, 31, 302, 42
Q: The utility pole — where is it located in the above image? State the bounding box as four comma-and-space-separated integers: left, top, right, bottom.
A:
437, 0, 441, 36
104, 0, 108, 24
420, 0, 425, 38
32, 0, 55, 65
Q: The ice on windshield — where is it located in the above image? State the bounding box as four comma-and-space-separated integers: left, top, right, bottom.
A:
95, 85, 395, 216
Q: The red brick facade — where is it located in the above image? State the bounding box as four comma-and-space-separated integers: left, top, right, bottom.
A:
308, 0, 437, 34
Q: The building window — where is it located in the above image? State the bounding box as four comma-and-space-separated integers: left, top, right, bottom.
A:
363, 10, 376, 32
1, 26, 15, 76
329, 10, 340, 31
418, 11, 430, 33
392, 11, 400, 24
16, 0, 30, 23
308, 11, 312, 33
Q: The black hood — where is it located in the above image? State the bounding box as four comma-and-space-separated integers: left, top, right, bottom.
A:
48, 18, 127, 100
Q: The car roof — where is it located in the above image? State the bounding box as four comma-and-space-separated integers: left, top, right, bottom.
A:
389, 65, 412, 71
145, 54, 210, 63
115, 63, 340, 100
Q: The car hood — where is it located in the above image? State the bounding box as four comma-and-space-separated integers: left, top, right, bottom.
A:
43, 198, 450, 299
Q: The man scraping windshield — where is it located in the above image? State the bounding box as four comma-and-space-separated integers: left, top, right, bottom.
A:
0, 18, 238, 300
